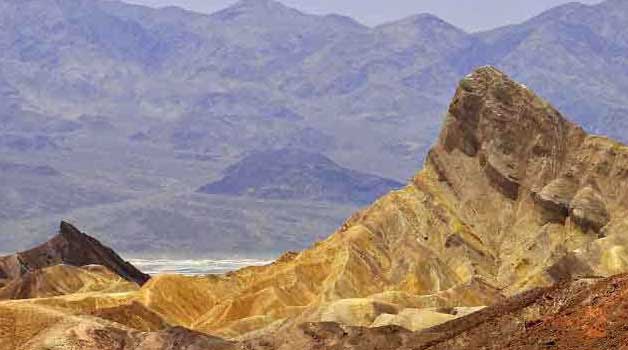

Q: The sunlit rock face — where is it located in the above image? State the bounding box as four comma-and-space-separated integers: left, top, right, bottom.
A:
179, 67, 628, 336
4, 67, 628, 349
115, 67, 628, 339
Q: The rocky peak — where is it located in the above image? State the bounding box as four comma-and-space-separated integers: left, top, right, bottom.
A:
422, 66, 628, 289
433, 66, 587, 200
59, 220, 85, 239
441, 66, 577, 153
0, 221, 149, 285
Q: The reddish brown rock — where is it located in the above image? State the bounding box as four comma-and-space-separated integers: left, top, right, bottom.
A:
0, 221, 149, 286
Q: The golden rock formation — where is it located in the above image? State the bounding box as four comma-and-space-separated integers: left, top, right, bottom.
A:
4, 67, 628, 349
134, 67, 628, 338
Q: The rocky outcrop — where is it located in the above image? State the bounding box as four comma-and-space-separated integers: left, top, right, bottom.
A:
532, 176, 578, 223
570, 186, 610, 234
0, 221, 149, 286
532, 178, 610, 234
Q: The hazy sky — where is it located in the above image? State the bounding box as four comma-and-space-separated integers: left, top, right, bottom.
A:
122, 0, 604, 32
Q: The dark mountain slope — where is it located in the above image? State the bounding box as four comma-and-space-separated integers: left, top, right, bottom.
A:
198, 149, 403, 205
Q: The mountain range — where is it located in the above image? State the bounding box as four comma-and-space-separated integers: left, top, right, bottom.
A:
1, 0, 627, 256
2, 67, 628, 349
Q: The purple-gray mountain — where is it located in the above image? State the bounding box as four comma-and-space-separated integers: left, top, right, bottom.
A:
0, 0, 626, 256
198, 149, 403, 205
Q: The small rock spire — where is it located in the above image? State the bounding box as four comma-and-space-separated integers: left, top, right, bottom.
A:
59, 220, 83, 237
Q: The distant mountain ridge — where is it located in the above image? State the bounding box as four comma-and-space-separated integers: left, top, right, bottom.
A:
2, 0, 625, 176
